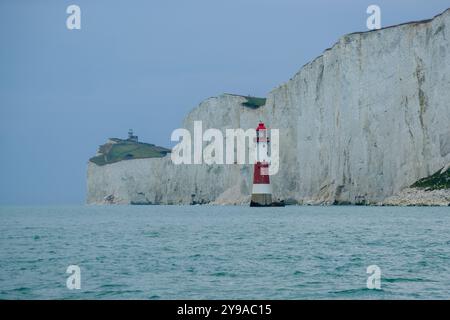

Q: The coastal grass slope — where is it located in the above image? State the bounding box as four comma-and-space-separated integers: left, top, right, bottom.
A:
411, 166, 450, 190
90, 138, 170, 166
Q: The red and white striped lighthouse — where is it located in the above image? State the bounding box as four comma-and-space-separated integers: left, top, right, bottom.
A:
250, 122, 273, 207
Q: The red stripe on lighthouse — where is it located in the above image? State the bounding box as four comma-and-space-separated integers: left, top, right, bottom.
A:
253, 162, 270, 184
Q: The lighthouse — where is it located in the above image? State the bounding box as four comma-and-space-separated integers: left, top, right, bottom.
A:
250, 122, 273, 207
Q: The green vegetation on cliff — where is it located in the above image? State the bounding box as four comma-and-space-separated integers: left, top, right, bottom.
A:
242, 96, 267, 109
411, 166, 450, 190
90, 139, 170, 166
223, 93, 266, 108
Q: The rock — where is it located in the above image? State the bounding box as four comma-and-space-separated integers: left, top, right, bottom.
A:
380, 188, 450, 206
87, 9, 450, 205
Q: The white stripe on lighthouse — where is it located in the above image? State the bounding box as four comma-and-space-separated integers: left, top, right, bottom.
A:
252, 184, 272, 194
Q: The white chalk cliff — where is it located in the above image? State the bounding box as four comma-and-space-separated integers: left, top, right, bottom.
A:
87, 9, 450, 205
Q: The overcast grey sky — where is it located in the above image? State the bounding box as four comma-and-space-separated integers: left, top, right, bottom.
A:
0, 0, 449, 205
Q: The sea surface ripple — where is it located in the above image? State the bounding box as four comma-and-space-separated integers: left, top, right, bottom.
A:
0, 205, 449, 299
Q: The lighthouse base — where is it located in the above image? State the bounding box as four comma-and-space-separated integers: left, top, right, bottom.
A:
250, 199, 286, 207
250, 194, 272, 207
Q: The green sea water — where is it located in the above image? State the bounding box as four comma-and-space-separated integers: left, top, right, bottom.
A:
0, 205, 449, 299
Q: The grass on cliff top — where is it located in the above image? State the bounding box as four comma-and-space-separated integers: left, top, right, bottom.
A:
90, 140, 170, 166
411, 166, 450, 190
242, 96, 266, 109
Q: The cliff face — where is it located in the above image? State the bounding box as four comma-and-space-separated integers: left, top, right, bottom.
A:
87, 9, 450, 205
87, 95, 257, 205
